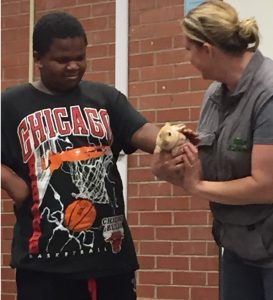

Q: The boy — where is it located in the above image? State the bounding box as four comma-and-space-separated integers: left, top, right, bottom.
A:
1, 12, 159, 300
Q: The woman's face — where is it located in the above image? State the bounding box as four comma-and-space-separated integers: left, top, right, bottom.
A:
35, 37, 87, 93
184, 37, 214, 80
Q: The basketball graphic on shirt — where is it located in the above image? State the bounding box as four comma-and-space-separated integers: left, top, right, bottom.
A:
64, 199, 96, 232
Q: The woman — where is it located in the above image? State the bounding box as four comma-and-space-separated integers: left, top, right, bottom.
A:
152, 1, 273, 299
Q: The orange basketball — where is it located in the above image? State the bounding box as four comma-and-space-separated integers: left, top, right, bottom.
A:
64, 199, 96, 232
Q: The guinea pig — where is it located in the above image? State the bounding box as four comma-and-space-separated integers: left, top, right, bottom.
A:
154, 122, 187, 153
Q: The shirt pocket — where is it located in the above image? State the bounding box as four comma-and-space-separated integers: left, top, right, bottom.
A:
198, 132, 217, 180
198, 132, 216, 147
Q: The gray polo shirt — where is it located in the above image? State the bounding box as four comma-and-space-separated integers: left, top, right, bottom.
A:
198, 50, 273, 263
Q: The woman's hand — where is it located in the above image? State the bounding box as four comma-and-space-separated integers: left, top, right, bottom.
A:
1, 164, 30, 207
181, 143, 202, 194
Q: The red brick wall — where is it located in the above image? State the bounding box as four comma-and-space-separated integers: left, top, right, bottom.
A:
1, 1, 219, 299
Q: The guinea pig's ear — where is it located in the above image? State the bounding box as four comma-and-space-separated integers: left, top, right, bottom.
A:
174, 123, 186, 131
165, 122, 171, 127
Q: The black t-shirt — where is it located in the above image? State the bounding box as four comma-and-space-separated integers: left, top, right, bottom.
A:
1, 81, 147, 278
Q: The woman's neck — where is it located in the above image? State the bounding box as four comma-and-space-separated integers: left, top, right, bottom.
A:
221, 51, 254, 92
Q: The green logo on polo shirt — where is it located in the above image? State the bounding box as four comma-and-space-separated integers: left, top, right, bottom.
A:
228, 137, 248, 152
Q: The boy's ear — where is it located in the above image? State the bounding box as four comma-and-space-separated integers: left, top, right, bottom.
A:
33, 51, 43, 68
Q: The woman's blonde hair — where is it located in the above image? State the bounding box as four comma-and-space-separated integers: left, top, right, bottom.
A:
182, 0, 260, 53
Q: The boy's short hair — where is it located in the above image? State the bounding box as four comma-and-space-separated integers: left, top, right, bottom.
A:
33, 12, 88, 56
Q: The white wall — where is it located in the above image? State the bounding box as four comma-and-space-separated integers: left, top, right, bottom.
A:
226, 0, 273, 59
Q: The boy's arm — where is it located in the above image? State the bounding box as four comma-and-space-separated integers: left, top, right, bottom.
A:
1, 164, 30, 206
130, 123, 159, 154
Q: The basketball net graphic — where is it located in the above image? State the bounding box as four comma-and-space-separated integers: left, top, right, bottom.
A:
69, 153, 113, 205
38, 137, 114, 205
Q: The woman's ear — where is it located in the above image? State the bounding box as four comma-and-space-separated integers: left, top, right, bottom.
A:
33, 51, 43, 68
202, 42, 214, 57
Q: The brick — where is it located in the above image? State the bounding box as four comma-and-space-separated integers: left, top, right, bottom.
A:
156, 79, 189, 94
173, 271, 206, 285
174, 211, 208, 225
1, 2, 20, 15
190, 226, 213, 240
138, 94, 173, 110
128, 168, 154, 182
1, 268, 16, 280
208, 271, 219, 286
207, 241, 219, 256
138, 255, 156, 269
0, 294, 16, 300
87, 29, 115, 44
1, 227, 14, 240
171, 91, 204, 107
67, 5, 91, 18
191, 106, 202, 121
141, 37, 172, 52
190, 195, 210, 210
140, 212, 172, 225
191, 287, 219, 300
130, 82, 156, 96
131, 22, 181, 40
127, 211, 139, 226
157, 285, 189, 299
1, 189, 11, 200
1, 214, 16, 227
1, 240, 13, 253
157, 108, 190, 123
129, 68, 140, 82
190, 78, 212, 91
137, 284, 155, 298
77, 0, 94, 4
173, 241, 207, 255
174, 35, 186, 48
129, 40, 140, 54
82, 17, 108, 32
139, 270, 171, 285
139, 110, 156, 122
87, 44, 108, 57
157, 196, 190, 211
140, 241, 172, 255
1, 201, 15, 215
156, 226, 189, 240
35, 0, 76, 11
91, 57, 115, 71
156, 0, 183, 7
1, 279, 17, 293
174, 63, 201, 77
130, 53, 154, 68
2, 254, 12, 266
128, 198, 156, 211
130, 0, 156, 12
156, 49, 189, 65
140, 65, 174, 81
138, 153, 154, 167
191, 256, 219, 271
20, 0, 30, 13
127, 183, 139, 197
157, 256, 189, 270
92, 2, 115, 17
140, 6, 182, 24
130, 226, 155, 240
84, 71, 111, 84
2, 14, 29, 28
